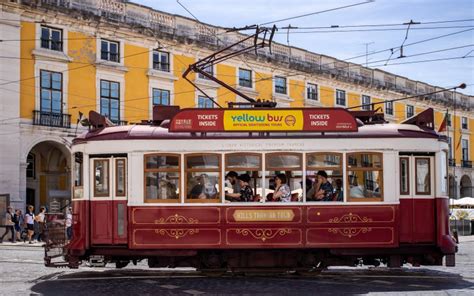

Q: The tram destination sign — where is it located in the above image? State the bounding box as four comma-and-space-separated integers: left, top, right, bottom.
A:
169, 108, 358, 133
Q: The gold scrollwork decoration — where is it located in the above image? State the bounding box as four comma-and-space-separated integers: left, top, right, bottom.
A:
235, 228, 292, 242
328, 227, 372, 238
328, 212, 373, 223
155, 229, 199, 239
154, 213, 199, 225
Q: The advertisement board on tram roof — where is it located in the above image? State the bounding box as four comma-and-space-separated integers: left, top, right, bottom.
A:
169, 108, 358, 133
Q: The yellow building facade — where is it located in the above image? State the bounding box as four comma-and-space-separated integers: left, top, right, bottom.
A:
0, 0, 473, 211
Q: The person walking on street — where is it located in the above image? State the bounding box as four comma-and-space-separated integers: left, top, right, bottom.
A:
15, 209, 24, 241
36, 207, 46, 242
0, 206, 16, 243
25, 205, 35, 244
66, 207, 73, 242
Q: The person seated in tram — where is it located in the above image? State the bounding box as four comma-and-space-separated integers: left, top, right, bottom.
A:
189, 174, 218, 199
158, 177, 177, 199
307, 170, 334, 201
225, 173, 253, 202
268, 173, 291, 202
332, 178, 343, 201
349, 183, 365, 198
225, 171, 241, 194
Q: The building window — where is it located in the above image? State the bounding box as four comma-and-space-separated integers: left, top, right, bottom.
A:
198, 64, 214, 80
406, 105, 414, 118
306, 83, 318, 101
361, 95, 371, 111
462, 139, 469, 161
239, 68, 252, 88
347, 153, 383, 201
185, 154, 221, 202
198, 96, 214, 108
152, 50, 170, 72
385, 101, 394, 116
152, 88, 170, 106
40, 70, 62, 114
336, 89, 346, 106
447, 114, 452, 127
462, 117, 468, 129
41, 26, 62, 51
100, 80, 120, 123
26, 153, 35, 179
144, 154, 180, 202
101, 39, 119, 62
275, 76, 287, 94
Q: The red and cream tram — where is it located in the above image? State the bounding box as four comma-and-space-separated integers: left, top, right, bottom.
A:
54, 106, 457, 270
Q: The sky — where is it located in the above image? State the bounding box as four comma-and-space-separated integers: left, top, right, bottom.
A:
134, 0, 474, 96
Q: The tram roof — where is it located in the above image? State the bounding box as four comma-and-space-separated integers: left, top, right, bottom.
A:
73, 123, 440, 143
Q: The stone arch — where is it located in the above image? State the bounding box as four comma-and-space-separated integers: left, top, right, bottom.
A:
460, 175, 472, 198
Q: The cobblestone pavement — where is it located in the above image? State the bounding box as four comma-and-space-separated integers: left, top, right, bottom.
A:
0, 237, 473, 295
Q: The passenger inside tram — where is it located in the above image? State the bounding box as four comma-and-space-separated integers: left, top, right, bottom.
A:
225, 171, 241, 195
267, 174, 291, 202
189, 174, 218, 199
225, 173, 254, 202
307, 170, 334, 201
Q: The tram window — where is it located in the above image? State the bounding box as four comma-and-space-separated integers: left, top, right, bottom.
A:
265, 153, 302, 202
73, 152, 83, 199
306, 153, 343, 202
399, 157, 410, 195
224, 153, 262, 202
94, 159, 109, 197
346, 153, 383, 201
115, 159, 126, 197
441, 151, 448, 194
415, 158, 431, 195
185, 154, 221, 202
144, 154, 180, 202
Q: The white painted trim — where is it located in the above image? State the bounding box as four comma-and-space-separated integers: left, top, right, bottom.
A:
96, 69, 126, 121
34, 60, 69, 113
35, 23, 69, 56
334, 88, 347, 107
148, 80, 174, 119
96, 36, 125, 66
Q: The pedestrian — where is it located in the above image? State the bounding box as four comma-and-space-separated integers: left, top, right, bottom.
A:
35, 207, 46, 242
16, 210, 25, 241
0, 206, 16, 243
66, 207, 73, 242
25, 205, 35, 244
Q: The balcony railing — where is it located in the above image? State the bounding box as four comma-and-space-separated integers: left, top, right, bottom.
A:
449, 159, 456, 167
462, 160, 472, 168
33, 110, 71, 128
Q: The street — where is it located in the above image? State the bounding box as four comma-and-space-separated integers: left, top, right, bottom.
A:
0, 237, 473, 295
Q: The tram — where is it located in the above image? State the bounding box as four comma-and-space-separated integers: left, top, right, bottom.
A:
47, 106, 457, 270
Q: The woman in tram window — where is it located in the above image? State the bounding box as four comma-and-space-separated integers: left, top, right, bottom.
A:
271, 173, 291, 202
190, 174, 217, 199
225, 174, 253, 202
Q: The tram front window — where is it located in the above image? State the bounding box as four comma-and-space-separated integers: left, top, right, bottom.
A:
265, 153, 302, 202
144, 154, 180, 202
185, 154, 221, 202
306, 153, 343, 202
224, 153, 262, 202
347, 153, 383, 201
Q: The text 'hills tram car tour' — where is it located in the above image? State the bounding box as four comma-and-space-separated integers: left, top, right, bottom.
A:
43, 105, 458, 271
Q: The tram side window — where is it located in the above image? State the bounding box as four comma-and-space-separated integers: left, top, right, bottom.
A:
347, 153, 383, 201
224, 153, 262, 202
73, 152, 83, 199
144, 154, 180, 202
306, 153, 343, 202
116, 159, 126, 197
185, 154, 221, 202
94, 159, 109, 197
399, 157, 410, 195
415, 158, 431, 195
265, 153, 303, 202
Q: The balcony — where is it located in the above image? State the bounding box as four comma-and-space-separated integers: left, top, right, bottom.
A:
33, 110, 71, 128
462, 160, 472, 168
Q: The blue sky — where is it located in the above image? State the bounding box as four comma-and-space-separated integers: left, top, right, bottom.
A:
135, 0, 474, 95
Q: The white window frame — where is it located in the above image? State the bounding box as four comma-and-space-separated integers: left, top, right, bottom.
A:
361, 95, 371, 111
274, 76, 288, 95
148, 79, 174, 119
96, 70, 125, 122
335, 89, 347, 107
238, 68, 253, 88
96, 37, 125, 66
34, 60, 69, 115
406, 104, 414, 118
461, 116, 468, 130
151, 50, 171, 72
306, 82, 319, 101
385, 101, 394, 116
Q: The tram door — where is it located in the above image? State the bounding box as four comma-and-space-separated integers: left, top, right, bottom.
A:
90, 157, 128, 245
399, 154, 435, 243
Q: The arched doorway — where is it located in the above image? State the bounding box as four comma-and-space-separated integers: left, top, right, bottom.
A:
25, 140, 71, 212
460, 175, 472, 197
